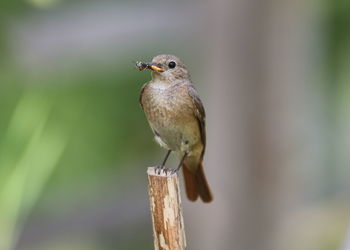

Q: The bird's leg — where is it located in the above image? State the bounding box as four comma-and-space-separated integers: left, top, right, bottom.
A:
156, 150, 171, 174
171, 152, 188, 174
161, 150, 171, 166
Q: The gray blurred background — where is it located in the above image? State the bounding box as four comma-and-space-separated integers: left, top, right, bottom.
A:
0, 0, 349, 249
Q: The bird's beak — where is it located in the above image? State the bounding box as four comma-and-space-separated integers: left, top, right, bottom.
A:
145, 62, 165, 73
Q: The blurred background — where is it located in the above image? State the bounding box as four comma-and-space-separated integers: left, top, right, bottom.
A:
0, 0, 349, 249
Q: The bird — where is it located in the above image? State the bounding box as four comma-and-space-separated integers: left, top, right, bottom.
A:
137, 54, 213, 203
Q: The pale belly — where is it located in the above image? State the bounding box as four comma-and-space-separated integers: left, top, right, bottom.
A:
147, 106, 200, 153
151, 123, 196, 152
142, 85, 201, 153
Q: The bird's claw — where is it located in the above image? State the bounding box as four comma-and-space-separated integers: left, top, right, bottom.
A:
155, 165, 165, 175
159, 167, 177, 176
163, 168, 174, 176
170, 167, 180, 175
154, 165, 180, 176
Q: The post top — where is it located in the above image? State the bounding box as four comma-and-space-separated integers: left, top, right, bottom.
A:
147, 166, 177, 177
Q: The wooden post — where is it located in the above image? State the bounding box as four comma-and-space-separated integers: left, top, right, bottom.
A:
147, 167, 186, 250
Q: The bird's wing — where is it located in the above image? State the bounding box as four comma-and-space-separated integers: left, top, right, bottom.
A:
188, 85, 206, 158
139, 83, 148, 110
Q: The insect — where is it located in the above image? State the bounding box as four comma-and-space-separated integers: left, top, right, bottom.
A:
135, 61, 148, 71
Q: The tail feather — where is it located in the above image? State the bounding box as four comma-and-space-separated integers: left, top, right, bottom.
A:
182, 163, 213, 203
182, 165, 199, 201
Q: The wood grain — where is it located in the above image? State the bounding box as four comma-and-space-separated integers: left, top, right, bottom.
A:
147, 167, 186, 250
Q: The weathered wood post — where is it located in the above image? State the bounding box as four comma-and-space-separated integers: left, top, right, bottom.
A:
147, 167, 186, 250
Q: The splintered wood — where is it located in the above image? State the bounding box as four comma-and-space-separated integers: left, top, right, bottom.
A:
147, 167, 186, 250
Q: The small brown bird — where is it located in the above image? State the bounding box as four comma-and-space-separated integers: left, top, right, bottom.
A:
138, 54, 213, 203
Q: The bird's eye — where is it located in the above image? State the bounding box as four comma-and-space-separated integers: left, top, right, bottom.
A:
168, 61, 176, 69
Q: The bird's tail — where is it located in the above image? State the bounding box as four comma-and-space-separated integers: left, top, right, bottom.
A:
182, 162, 213, 203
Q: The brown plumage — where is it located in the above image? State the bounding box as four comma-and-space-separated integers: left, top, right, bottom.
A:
138, 54, 212, 203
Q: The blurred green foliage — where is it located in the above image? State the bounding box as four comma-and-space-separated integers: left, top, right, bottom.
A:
0, 0, 349, 249
326, 0, 350, 84
320, 0, 350, 197
0, 49, 156, 249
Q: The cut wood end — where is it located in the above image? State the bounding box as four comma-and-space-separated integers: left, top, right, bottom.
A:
147, 166, 177, 177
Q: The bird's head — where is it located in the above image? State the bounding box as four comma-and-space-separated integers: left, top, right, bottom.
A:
136, 54, 190, 83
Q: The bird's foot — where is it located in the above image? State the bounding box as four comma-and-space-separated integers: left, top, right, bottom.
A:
170, 166, 181, 175
155, 165, 165, 175
154, 165, 180, 176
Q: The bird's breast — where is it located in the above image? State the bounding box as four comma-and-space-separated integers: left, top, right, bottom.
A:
141, 82, 200, 151
142, 83, 191, 125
